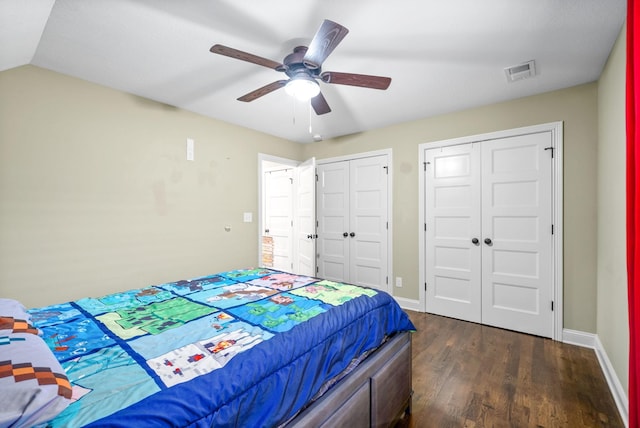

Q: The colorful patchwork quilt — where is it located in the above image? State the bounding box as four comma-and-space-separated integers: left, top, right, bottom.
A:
29, 269, 415, 427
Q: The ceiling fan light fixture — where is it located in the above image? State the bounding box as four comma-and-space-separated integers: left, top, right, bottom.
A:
285, 77, 320, 101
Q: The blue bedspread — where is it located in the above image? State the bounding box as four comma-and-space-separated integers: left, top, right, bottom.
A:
30, 269, 415, 427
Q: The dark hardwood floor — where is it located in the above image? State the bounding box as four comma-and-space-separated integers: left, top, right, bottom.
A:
399, 311, 624, 427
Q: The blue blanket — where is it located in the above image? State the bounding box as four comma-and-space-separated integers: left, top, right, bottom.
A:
30, 269, 415, 427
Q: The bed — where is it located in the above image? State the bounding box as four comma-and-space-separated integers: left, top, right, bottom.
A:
0, 268, 415, 427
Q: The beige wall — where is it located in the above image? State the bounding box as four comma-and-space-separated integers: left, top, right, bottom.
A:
597, 23, 628, 394
0, 63, 602, 335
303, 83, 599, 333
0, 65, 302, 307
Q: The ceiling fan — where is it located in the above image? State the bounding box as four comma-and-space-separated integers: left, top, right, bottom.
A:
209, 19, 392, 115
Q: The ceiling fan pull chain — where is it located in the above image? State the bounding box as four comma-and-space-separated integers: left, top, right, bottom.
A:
292, 98, 296, 125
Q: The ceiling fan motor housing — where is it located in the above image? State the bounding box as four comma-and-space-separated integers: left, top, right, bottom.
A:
279, 46, 321, 80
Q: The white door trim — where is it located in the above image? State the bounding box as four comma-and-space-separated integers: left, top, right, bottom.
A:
418, 122, 564, 340
318, 149, 393, 295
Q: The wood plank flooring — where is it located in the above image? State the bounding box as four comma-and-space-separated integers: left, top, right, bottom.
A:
398, 311, 624, 427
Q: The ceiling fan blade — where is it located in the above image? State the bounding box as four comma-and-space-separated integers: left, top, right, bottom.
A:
311, 92, 331, 115
210, 44, 282, 70
320, 71, 391, 90
238, 80, 288, 102
303, 20, 349, 69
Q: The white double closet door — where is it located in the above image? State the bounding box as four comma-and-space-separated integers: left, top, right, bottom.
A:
317, 155, 389, 292
425, 131, 554, 337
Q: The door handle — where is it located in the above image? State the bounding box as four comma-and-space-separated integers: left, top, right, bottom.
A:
307, 234, 313, 239
343, 232, 349, 237
484, 238, 493, 246
350, 232, 356, 237
472, 238, 479, 245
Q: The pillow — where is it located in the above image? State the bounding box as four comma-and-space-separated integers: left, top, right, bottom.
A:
0, 298, 30, 320
0, 332, 72, 427
0, 317, 38, 335
0, 299, 39, 336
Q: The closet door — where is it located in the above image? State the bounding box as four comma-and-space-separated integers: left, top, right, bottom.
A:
317, 155, 389, 290
480, 133, 553, 337
424, 144, 482, 323
349, 156, 389, 289
317, 161, 350, 281
424, 131, 554, 337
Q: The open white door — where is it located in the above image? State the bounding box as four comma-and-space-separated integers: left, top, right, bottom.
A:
294, 158, 316, 276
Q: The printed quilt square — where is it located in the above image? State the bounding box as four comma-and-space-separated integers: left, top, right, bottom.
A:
227, 293, 329, 333
247, 273, 318, 291
96, 298, 215, 339
290, 280, 378, 306
217, 268, 275, 283
158, 275, 235, 295
75, 287, 174, 316
188, 283, 279, 310
54, 345, 159, 428
147, 320, 273, 387
28, 303, 83, 328
39, 316, 116, 362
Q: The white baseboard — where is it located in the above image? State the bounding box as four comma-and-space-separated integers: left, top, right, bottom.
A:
563, 329, 628, 427
594, 335, 629, 428
393, 296, 421, 312
562, 328, 596, 348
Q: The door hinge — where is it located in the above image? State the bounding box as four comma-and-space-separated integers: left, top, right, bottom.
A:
425, 282, 427, 291
551, 301, 554, 311
386, 221, 388, 230
290, 177, 293, 184
386, 276, 388, 284
424, 223, 427, 231
383, 166, 389, 175
551, 224, 554, 235
544, 146, 555, 158
315, 173, 318, 182
423, 162, 427, 171
316, 266, 319, 273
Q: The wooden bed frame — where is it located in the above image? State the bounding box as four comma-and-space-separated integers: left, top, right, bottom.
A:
287, 331, 413, 428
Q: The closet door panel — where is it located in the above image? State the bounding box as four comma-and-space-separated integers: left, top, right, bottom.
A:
424, 144, 482, 323
350, 156, 388, 289
480, 132, 553, 338
317, 162, 350, 281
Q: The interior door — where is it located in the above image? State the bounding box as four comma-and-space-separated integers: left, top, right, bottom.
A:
317, 161, 350, 281
263, 169, 293, 272
349, 156, 389, 290
425, 144, 482, 322
480, 132, 553, 337
293, 158, 316, 276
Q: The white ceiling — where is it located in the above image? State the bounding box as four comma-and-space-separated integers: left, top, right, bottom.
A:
0, 0, 627, 143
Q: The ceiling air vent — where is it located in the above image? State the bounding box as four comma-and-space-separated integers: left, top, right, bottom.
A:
504, 60, 536, 83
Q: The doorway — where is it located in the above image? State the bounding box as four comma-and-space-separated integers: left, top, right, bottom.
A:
258, 154, 316, 276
